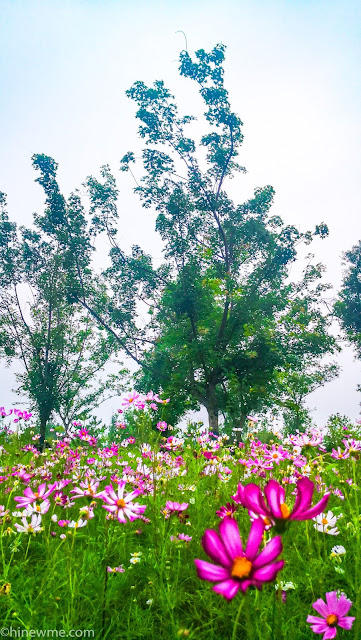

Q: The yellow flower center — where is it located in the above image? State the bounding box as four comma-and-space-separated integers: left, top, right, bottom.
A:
34, 493, 39, 499
326, 614, 338, 627
36, 505, 41, 512
226, 511, 232, 516
322, 518, 328, 525
272, 453, 278, 459
264, 517, 272, 526
231, 556, 252, 580
280, 503, 290, 519
117, 499, 126, 508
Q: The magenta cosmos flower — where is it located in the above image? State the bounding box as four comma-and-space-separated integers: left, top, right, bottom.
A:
194, 517, 284, 599
232, 477, 330, 528
14, 482, 56, 509
100, 482, 146, 523
307, 591, 355, 639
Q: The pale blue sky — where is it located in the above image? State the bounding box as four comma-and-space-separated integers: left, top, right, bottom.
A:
0, 0, 360, 425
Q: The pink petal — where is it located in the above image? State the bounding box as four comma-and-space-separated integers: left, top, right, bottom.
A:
312, 598, 330, 617
335, 594, 353, 616
242, 484, 269, 516
293, 492, 330, 520
325, 591, 339, 614
264, 479, 285, 518
245, 518, 264, 561
307, 615, 327, 626
213, 579, 240, 600
194, 559, 230, 582
291, 477, 314, 517
252, 535, 282, 569
240, 579, 252, 593
202, 530, 232, 568
322, 628, 337, 640
252, 560, 284, 583
338, 616, 355, 630
219, 517, 243, 560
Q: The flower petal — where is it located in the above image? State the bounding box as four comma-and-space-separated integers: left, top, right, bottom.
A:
335, 594, 353, 617
338, 616, 355, 630
252, 535, 282, 569
213, 579, 240, 600
252, 560, 284, 583
264, 479, 285, 519
219, 517, 243, 560
312, 597, 329, 617
202, 530, 232, 568
291, 477, 314, 517
194, 559, 230, 582
293, 492, 330, 520
245, 518, 264, 561
242, 484, 269, 516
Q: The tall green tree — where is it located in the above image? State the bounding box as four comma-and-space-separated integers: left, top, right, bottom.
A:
28, 46, 338, 433
0, 192, 125, 443
119, 44, 338, 431
335, 241, 361, 358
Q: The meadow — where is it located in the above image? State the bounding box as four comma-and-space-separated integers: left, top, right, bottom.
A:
0, 395, 360, 640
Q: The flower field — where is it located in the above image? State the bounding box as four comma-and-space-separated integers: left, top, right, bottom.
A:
0, 397, 360, 639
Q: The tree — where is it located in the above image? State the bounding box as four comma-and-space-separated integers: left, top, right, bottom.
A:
0, 192, 125, 444
335, 241, 361, 358
120, 44, 338, 432
27, 46, 338, 434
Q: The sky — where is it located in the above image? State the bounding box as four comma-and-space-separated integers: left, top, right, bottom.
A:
0, 0, 360, 426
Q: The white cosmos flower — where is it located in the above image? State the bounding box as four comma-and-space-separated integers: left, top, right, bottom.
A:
14, 513, 43, 533
68, 519, 87, 529
24, 499, 50, 516
313, 510, 340, 535
331, 545, 346, 556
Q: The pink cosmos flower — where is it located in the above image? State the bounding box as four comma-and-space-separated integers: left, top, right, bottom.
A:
232, 477, 330, 527
195, 517, 284, 599
165, 501, 188, 513
122, 392, 140, 407
307, 591, 355, 639
14, 482, 56, 509
70, 480, 102, 499
100, 482, 146, 523
107, 565, 125, 573
157, 421, 168, 432
216, 502, 238, 519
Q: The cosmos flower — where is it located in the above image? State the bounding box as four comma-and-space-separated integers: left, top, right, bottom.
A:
313, 512, 340, 536
195, 517, 284, 599
107, 565, 125, 573
232, 477, 330, 527
165, 501, 189, 513
307, 591, 355, 638
14, 513, 43, 534
23, 499, 50, 516
216, 502, 238, 519
14, 483, 56, 509
100, 482, 146, 523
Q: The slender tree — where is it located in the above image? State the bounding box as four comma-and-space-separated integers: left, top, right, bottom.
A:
0, 192, 125, 443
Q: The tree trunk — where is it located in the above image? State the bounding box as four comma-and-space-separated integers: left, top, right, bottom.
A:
206, 384, 219, 435
39, 415, 48, 449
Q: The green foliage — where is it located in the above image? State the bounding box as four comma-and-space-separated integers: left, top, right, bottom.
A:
335, 241, 361, 358
122, 45, 338, 432
0, 189, 126, 441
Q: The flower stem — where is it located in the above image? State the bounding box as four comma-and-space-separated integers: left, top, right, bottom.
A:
231, 596, 245, 640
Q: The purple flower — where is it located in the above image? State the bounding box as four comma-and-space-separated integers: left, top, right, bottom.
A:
194, 517, 284, 599
307, 591, 355, 639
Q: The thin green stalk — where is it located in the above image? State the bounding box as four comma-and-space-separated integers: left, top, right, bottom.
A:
231, 596, 245, 640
